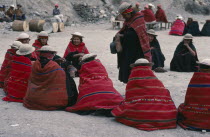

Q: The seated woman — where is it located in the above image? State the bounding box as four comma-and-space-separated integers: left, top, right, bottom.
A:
201, 20, 210, 36
178, 59, 210, 132
170, 34, 198, 72
2, 44, 34, 103
169, 15, 186, 36
147, 29, 166, 72
23, 46, 78, 110
63, 32, 89, 76
31, 31, 49, 60
185, 18, 200, 36
111, 58, 177, 131
0, 41, 22, 88
66, 53, 124, 116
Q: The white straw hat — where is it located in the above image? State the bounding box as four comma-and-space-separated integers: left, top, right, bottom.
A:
81, 53, 97, 62
176, 15, 183, 20
183, 33, 193, 40
16, 44, 35, 55
71, 32, 84, 38
10, 5, 15, 8
17, 33, 30, 40
147, 29, 157, 36
119, 2, 132, 13
130, 58, 153, 67
197, 59, 210, 67
37, 46, 57, 52
10, 41, 22, 49
38, 31, 49, 37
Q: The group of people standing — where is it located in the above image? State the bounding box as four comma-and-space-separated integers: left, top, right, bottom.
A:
0, 1, 209, 132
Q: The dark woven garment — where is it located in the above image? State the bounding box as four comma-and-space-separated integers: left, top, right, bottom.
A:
185, 21, 201, 36
201, 21, 210, 36
170, 42, 198, 72
150, 38, 165, 70
178, 72, 210, 131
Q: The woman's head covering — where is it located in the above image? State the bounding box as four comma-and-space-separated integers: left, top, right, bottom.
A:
37, 46, 56, 53
10, 41, 22, 49
81, 53, 97, 62
183, 34, 193, 40
176, 15, 183, 20
130, 58, 153, 67
37, 31, 49, 39
147, 29, 157, 36
119, 2, 132, 14
16, 44, 35, 55
55, 4, 59, 7
71, 32, 84, 38
157, 4, 161, 8
17, 33, 30, 40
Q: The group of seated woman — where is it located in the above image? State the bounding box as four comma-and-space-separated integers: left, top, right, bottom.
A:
169, 16, 210, 37
0, 29, 209, 132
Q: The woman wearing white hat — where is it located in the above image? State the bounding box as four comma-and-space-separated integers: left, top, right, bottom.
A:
147, 29, 166, 72
31, 31, 49, 60
2, 44, 35, 103
23, 46, 78, 110
170, 33, 199, 72
63, 32, 89, 76
5, 5, 15, 21
178, 59, 210, 131
169, 15, 186, 36
17, 33, 30, 44
0, 41, 22, 88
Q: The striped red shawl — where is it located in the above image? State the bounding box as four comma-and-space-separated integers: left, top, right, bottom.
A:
112, 66, 177, 131
66, 59, 123, 112
178, 72, 210, 130
120, 12, 151, 62
24, 60, 68, 110
63, 42, 89, 58
2, 56, 32, 103
0, 49, 16, 88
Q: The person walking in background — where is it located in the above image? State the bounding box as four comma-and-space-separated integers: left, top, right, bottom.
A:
170, 34, 198, 72
115, 2, 151, 83
141, 4, 156, 22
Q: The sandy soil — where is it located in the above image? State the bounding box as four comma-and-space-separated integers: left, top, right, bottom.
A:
0, 23, 210, 137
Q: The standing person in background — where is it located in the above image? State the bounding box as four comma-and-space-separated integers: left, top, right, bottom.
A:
170, 34, 198, 72
14, 4, 26, 20
155, 4, 168, 23
141, 4, 156, 22
64, 32, 89, 76
115, 2, 151, 83
53, 4, 64, 22
5, 5, 15, 21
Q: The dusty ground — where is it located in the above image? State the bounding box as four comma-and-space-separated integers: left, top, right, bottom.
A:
0, 23, 210, 137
